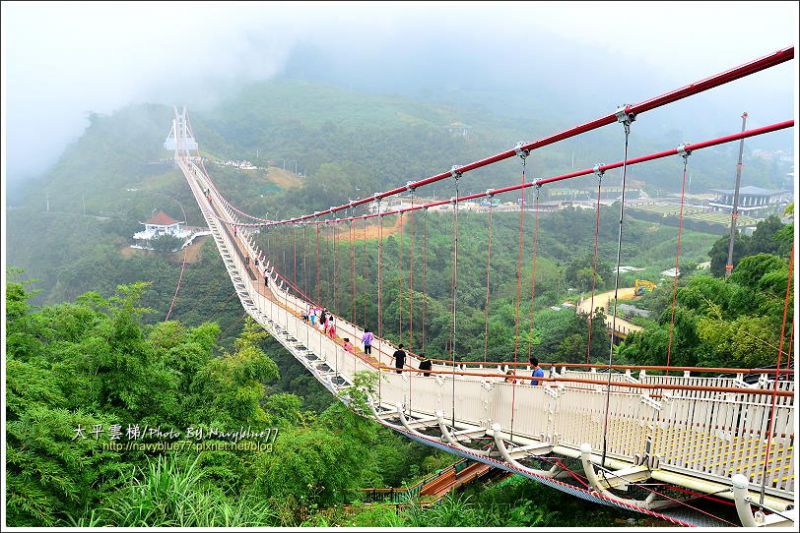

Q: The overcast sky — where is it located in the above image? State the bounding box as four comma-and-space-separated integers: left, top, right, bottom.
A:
2, 1, 798, 183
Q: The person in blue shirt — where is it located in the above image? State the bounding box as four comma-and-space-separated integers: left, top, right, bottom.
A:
530, 357, 545, 386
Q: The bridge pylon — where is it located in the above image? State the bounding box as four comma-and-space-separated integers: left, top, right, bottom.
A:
164, 106, 199, 160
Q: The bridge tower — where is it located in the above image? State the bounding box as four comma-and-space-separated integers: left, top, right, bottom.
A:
164, 106, 199, 160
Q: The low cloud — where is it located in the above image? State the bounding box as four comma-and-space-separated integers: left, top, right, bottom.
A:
2, 1, 796, 183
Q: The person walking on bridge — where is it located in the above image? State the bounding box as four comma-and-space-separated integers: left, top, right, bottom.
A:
362, 328, 374, 355
530, 357, 545, 386
343, 338, 354, 353
309, 306, 317, 327
327, 317, 337, 339
319, 308, 328, 331
392, 344, 407, 374
418, 354, 432, 377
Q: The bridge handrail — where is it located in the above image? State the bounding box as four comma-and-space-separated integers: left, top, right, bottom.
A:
252, 235, 795, 388
366, 366, 794, 397
257, 46, 794, 227
421, 359, 795, 375
235, 224, 795, 382
226, 119, 795, 230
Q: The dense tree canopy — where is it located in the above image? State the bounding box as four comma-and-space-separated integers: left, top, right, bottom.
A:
5, 279, 443, 526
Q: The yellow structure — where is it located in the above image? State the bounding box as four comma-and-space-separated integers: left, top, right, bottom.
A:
634, 279, 657, 296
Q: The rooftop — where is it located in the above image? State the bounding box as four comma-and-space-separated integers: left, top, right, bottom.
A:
709, 186, 783, 196
144, 210, 182, 226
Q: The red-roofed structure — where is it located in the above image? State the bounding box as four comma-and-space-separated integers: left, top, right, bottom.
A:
144, 210, 182, 226
134, 210, 188, 242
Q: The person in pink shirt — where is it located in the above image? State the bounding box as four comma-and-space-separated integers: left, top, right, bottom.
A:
342, 338, 354, 353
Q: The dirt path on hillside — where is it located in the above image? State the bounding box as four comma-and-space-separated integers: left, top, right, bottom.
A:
320, 216, 407, 241
577, 287, 643, 335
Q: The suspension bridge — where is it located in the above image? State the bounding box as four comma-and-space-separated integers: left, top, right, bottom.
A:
163, 46, 796, 527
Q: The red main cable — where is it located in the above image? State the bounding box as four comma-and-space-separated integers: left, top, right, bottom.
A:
484, 200, 494, 359
257, 47, 793, 226
788, 318, 795, 375
315, 225, 321, 303
292, 225, 297, 287
333, 221, 339, 314
422, 207, 428, 352
586, 173, 603, 363
408, 190, 415, 352
225, 121, 794, 230
302, 225, 309, 299
511, 154, 528, 437
399, 211, 404, 345
378, 207, 384, 340
165, 198, 189, 321
362, 217, 369, 326
666, 151, 691, 368
512, 158, 527, 365
350, 216, 356, 325
759, 243, 794, 502
528, 186, 541, 359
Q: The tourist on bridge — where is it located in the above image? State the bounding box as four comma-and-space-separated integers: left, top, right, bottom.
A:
392, 344, 407, 374
319, 308, 328, 330
418, 354, 432, 377
362, 328, 374, 355
327, 317, 337, 339
342, 338, 354, 353
308, 306, 317, 326
505, 370, 517, 384
530, 357, 545, 386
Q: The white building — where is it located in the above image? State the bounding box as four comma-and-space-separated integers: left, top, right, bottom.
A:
132, 210, 192, 245
708, 186, 787, 217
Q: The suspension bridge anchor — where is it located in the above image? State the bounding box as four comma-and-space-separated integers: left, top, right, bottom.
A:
514, 141, 530, 159
615, 105, 636, 126
592, 163, 606, 181
580, 444, 672, 509
731, 475, 796, 527
435, 411, 492, 456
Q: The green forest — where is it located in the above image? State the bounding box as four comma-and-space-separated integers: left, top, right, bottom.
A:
5, 78, 795, 527
8, 278, 662, 527
260, 208, 792, 369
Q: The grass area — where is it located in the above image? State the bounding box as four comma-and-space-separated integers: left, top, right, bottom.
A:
632, 203, 758, 227
266, 166, 304, 189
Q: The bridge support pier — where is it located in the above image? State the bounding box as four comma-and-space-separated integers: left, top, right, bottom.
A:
435, 411, 492, 456
730, 474, 796, 527
732, 474, 762, 527
580, 444, 670, 511
490, 423, 558, 476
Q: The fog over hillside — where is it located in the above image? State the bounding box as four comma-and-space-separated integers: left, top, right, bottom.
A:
3, 2, 797, 197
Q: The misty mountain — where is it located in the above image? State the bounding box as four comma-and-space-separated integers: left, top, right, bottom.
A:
279, 32, 795, 154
